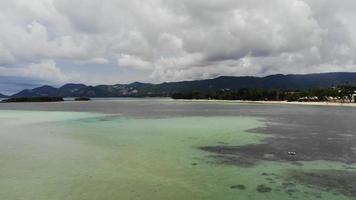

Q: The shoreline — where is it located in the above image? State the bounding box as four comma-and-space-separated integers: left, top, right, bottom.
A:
174, 99, 356, 107
1, 97, 356, 107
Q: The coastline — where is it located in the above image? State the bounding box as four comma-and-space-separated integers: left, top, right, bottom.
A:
174, 99, 356, 107
1, 96, 356, 107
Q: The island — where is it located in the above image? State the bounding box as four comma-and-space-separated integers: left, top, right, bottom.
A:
2, 97, 64, 103
74, 97, 91, 101
7, 73, 356, 99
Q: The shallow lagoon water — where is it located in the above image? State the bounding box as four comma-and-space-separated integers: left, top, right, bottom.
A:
1, 99, 356, 200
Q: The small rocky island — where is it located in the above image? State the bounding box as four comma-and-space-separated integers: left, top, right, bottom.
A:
2, 97, 64, 103
74, 97, 91, 101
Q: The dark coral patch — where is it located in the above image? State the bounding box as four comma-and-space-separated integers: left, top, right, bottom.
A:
256, 184, 272, 193
230, 184, 246, 190
290, 170, 356, 197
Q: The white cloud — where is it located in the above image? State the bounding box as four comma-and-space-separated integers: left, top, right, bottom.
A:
0, 60, 68, 83
118, 54, 153, 71
0, 0, 356, 85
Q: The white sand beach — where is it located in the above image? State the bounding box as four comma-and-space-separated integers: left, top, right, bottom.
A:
175, 99, 356, 107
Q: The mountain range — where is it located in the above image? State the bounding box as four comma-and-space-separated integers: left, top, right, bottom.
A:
7, 72, 356, 98
0, 93, 7, 98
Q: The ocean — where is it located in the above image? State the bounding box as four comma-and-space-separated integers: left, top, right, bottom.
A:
1, 99, 356, 200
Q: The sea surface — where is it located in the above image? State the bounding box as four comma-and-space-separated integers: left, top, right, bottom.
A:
1, 98, 356, 200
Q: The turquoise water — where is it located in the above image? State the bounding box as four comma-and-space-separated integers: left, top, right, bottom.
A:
0, 104, 356, 200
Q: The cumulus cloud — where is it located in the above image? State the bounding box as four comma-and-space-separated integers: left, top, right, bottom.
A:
0, 0, 356, 86
0, 60, 68, 83
118, 54, 153, 71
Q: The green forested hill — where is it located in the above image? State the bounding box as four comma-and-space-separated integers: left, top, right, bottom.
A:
10, 72, 356, 97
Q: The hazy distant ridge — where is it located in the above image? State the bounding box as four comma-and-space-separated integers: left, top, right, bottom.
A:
10, 72, 356, 98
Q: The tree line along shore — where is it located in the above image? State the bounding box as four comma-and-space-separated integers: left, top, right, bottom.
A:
171, 85, 356, 103
1, 97, 90, 103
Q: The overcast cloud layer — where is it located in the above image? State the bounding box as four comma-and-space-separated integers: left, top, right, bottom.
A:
1, 0, 356, 93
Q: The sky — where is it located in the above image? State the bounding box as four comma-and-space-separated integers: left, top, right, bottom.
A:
1, 0, 356, 94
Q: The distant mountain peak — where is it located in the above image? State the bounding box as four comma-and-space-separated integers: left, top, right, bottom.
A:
60, 83, 87, 90
129, 81, 151, 86
0, 93, 8, 98
36, 85, 56, 89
